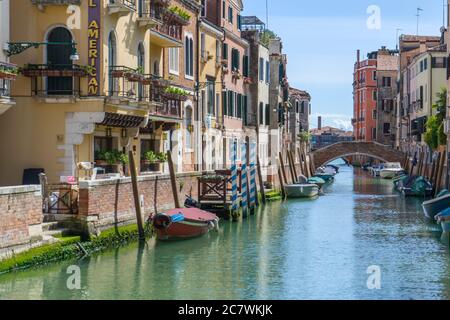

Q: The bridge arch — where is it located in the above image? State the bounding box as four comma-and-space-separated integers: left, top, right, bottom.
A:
311, 141, 405, 169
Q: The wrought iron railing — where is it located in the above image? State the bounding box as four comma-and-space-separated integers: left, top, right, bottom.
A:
109, 0, 136, 9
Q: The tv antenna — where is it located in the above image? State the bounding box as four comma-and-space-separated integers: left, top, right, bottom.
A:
416, 7, 423, 36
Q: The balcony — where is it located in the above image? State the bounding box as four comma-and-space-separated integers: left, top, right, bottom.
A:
22, 64, 89, 101
107, 66, 149, 109
107, 0, 136, 15
0, 62, 17, 115
31, 0, 81, 5
150, 23, 183, 48
137, 0, 169, 27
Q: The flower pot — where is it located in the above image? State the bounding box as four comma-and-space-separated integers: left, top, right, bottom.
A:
111, 70, 125, 78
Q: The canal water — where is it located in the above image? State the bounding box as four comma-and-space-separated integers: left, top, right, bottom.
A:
1, 163, 450, 300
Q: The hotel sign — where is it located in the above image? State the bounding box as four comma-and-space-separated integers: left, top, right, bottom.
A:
88, 0, 100, 96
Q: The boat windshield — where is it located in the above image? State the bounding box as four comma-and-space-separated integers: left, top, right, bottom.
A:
384, 163, 402, 169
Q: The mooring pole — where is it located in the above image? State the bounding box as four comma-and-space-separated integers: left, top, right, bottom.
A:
167, 150, 181, 208
279, 152, 289, 184
257, 156, 266, 204
128, 151, 145, 241
278, 159, 286, 199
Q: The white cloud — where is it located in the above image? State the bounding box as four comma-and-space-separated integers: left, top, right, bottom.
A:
310, 113, 353, 131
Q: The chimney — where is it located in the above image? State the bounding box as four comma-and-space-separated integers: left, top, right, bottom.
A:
318, 116, 322, 130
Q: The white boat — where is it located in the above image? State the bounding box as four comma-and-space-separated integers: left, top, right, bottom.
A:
379, 162, 404, 179
284, 184, 319, 198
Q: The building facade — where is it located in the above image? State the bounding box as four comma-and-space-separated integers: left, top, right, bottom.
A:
288, 87, 311, 150
0, 0, 16, 116
353, 50, 377, 142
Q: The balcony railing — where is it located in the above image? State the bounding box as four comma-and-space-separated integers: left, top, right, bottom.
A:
31, 0, 81, 4
152, 23, 183, 42
22, 64, 88, 97
108, 0, 137, 14
108, 66, 146, 101
138, 0, 169, 23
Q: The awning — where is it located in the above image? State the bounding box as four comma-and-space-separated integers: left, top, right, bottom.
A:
97, 112, 145, 128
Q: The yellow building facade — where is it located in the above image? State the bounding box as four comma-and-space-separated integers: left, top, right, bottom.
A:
0, 0, 200, 186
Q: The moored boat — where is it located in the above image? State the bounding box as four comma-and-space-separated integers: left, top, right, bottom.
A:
284, 184, 319, 198
379, 162, 405, 179
436, 208, 450, 233
152, 208, 219, 241
325, 164, 340, 173
313, 173, 334, 182
422, 191, 450, 220
400, 176, 433, 197
307, 177, 326, 188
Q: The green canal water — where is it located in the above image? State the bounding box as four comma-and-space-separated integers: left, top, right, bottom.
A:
1, 164, 450, 300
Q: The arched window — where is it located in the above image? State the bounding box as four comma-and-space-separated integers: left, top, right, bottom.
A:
137, 43, 145, 100
108, 31, 117, 96
185, 106, 193, 149
47, 26, 73, 95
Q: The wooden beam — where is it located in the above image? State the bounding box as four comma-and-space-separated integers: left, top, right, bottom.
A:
290, 150, 299, 181
167, 151, 181, 208
279, 152, 289, 185
128, 151, 145, 241
278, 159, 286, 199
287, 150, 296, 183
257, 156, 266, 204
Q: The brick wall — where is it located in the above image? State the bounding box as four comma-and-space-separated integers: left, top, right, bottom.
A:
78, 172, 201, 233
0, 185, 43, 252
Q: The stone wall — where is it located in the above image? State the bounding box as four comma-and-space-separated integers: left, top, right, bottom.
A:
0, 185, 43, 257
78, 172, 201, 234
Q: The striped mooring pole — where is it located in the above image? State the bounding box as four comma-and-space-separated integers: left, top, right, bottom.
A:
231, 139, 239, 214
241, 141, 249, 218
249, 142, 257, 213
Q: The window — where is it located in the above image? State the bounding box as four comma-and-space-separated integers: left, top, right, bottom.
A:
382, 77, 391, 87
243, 55, 249, 77
216, 40, 220, 63
372, 128, 377, 140
265, 104, 270, 125
185, 107, 193, 149
222, 90, 228, 116
432, 57, 447, 68
259, 102, 264, 125
231, 48, 240, 72
301, 101, 305, 114
108, 31, 117, 95
237, 93, 242, 119
259, 58, 264, 81
137, 43, 145, 100
237, 15, 242, 30
372, 90, 377, 101
47, 27, 73, 95
169, 48, 179, 74
383, 123, 391, 135
185, 36, 194, 77
242, 96, 247, 124
228, 6, 233, 23
265, 61, 270, 83
372, 109, 377, 119
372, 71, 377, 81
207, 80, 215, 115
222, 1, 226, 18
424, 58, 428, 70
201, 0, 206, 17
228, 91, 234, 116
222, 43, 229, 62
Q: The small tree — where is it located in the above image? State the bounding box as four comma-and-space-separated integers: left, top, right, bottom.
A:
424, 87, 447, 150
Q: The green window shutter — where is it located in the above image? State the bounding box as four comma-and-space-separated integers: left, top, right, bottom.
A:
265, 104, 270, 125
223, 91, 227, 116
237, 93, 242, 119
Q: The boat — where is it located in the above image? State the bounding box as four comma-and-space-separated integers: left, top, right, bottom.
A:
393, 174, 409, 191
307, 177, 327, 188
284, 184, 319, 198
151, 208, 219, 240
436, 207, 450, 233
313, 173, 335, 182
400, 176, 433, 197
379, 162, 405, 179
370, 164, 384, 177
422, 190, 450, 220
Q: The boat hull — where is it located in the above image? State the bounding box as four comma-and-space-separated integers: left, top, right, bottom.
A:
152, 208, 219, 241
380, 170, 404, 179
422, 194, 450, 219
313, 173, 334, 182
285, 184, 319, 198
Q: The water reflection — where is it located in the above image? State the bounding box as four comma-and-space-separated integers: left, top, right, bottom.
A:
1, 166, 450, 299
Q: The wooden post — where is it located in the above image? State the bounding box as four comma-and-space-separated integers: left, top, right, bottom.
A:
309, 153, 316, 175
432, 152, 441, 188
128, 151, 145, 241
290, 150, 299, 181
297, 147, 305, 177
436, 152, 446, 197
430, 153, 437, 187
287, 150, 296, 183
257, 156, 266, 204
301, 146, 311, 177
278, 159, 286, 199
167, 151, 181, 208
279, 152, 289, 185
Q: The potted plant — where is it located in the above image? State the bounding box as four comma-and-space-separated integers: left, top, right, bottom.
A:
111, 69, 125, 78
162, 86, 189, 101
165, 6, 191, 26
156, 152, 168, 163
143, 150, 158, 164
95, 150, 129, 166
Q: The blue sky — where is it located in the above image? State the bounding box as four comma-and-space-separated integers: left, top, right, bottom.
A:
242, 0, 445, 130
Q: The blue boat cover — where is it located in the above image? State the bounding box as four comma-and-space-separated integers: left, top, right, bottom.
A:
171, 213, 185, 223
437, 207, 450, 218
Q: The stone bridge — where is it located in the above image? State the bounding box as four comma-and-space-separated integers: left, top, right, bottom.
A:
311, 141, 406, 169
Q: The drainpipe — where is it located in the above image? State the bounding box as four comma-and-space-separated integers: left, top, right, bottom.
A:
196, 16, 202, 172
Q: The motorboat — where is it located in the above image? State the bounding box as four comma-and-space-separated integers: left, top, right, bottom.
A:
151, 208, 219, 240
284, 184, 319, 198
313, 172, 335, 182
379, 162, 405, 179
422, 190, 450, 220
325, 164, 340, 173
307, 177, 327, 188
370, 164, 384, 177
400, 176, 433, 197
